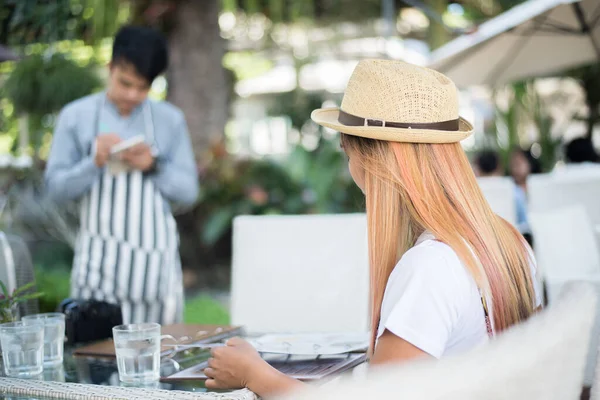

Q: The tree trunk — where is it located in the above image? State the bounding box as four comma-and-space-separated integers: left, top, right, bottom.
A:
166, 0, 229, 159
18, 115, 29, 154
577, 64, 600, 140
427, 0, 449, 50
587, 107, 598, 140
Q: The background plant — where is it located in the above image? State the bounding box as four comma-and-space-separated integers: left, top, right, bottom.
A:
0, 281, 43, 322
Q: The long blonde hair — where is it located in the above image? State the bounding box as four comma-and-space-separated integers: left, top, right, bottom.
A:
341, 134, 537, 353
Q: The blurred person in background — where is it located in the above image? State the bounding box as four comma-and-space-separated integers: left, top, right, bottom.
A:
509, 148, 533, 194
473, 150, 503, 177
45, 26, 198, 324
475, 149, 532, 247
566, 137, 599, 164
554, 137, 600, 176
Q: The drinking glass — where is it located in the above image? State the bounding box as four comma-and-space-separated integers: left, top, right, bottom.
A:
22, 313, 65, 366
0, 321, 44, 378
113, 323, 162, 384
42, 364, 65, 382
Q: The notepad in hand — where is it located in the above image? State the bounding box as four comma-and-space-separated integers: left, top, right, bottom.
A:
109, 135, 146, 155
107, 135, 146, 174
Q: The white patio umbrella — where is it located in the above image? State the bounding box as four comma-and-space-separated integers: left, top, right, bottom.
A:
428, 0, 600, 87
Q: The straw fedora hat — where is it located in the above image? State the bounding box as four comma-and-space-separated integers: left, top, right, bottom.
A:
311, 59, 473, 143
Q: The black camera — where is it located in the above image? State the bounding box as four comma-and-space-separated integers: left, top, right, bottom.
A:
58, 299, 123, 344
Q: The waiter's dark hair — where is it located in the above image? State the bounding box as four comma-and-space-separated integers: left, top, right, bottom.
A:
111, 25, 168, 84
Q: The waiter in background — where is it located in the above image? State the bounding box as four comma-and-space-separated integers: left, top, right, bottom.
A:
45, 26, 199, 324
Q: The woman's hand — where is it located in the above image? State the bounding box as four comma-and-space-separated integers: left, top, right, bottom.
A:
204, 337, 270, 390
204, 337, 305, 397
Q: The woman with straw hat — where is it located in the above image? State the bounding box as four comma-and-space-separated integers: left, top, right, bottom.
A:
203, 60, 543, 397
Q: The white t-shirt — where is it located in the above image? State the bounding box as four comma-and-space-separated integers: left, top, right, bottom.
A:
376, 231, 542, 359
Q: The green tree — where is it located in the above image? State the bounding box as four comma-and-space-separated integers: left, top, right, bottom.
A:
4, 52, 101, 157
1, 0, 534, 158
131, 0, 230, 158
427, 0, 448, 50
570, 64, 600, 141
0, 0, 126, 46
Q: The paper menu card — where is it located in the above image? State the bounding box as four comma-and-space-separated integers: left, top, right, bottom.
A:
72, 324, 243, 358
247, 332, 369, 355
161, 353, 367, 382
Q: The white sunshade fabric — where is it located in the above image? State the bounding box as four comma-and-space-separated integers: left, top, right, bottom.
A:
429, 0, 600, 87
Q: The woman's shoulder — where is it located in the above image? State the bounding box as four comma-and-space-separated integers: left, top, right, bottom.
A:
389, 232, 470, 286
384, 232, 477, 314
388, 231, 542, 308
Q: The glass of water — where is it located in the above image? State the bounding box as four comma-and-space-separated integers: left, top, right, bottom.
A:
43, 364, 65, 382
22, 313, 65, 366
0, 321, 44, 378
113, 323, 162, 384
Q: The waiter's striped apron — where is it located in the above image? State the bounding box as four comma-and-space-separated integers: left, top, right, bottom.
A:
71, 98, 184, 325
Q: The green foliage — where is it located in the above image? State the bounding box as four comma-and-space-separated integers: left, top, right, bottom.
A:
30, 242, 73, 314
1, 0, 126, 45
528, 84, 560, 171
284, 137, 363, 213
87, 0, 129, 43
197, 149, 307, 247
460, 0, 527, 20
199, 139, 362, 249
0, 99, 19, 153
0, 281, 44, 322
33, 263, 230, 324
31, 241, 74, 272
269, 90, 325, 131
223, 52, 274, 81
2, 0, 75, 45
221, 0, 403, 23
183, 296, 230, 325
569, 63, 600, 139
489, 81, 561, 172
176, 136, 363, 271
268, 0, 284, 22
5, 52, 102, 116
34, 265, 71, 313
493, 82, 528, 166
0, 281, 43, 306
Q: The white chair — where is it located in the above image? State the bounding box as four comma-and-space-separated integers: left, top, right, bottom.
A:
0, 232, 39, 317
529, 172, 600, 239
230, 214, 369, 334
551, 163, 600, 180
477, 177, 517, 227
282, 282, 597, 400
528, 205, 600, 302
529, 205, 600, 387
